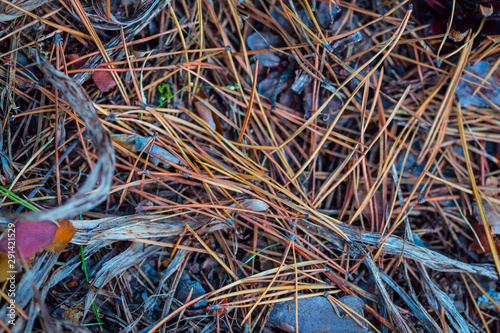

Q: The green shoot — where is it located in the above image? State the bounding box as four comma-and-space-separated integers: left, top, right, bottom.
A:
157, 82, 239, 107
0, 185, 40, 211
79, 213, 103, 331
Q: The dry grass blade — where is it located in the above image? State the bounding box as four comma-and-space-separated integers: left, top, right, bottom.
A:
13, 50, 115, 221
303, 221, 498, 279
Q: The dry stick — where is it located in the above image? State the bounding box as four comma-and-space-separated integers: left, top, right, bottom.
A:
457, 102, 500, 278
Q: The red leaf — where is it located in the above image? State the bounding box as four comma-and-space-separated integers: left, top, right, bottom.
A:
0, 221, 58, 259
92, 63, 116, 93
469, 222, 500, 254
0, 219, 76, 260
67, 54, 86, 70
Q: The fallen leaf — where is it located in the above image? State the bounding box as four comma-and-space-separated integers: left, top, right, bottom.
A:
246, 31, 283, 50
291, 70, 313, 94
62, 305, 83, 323
473, 202, 500, 236
258, 71, 281, 99
254, 53, 280, 67
485, 176, 499, 197
44, 219, 76, 252
67, 54, 86, 70
0, 219, 76, 260
0, 221, 58, 259
194, 89, 223, 135
469, 222, 500, 254
67, 276, 79, 288
92, 63, 116, 93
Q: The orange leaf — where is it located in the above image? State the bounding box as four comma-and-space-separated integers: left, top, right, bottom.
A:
0, 219, 76, 261
44, 219, 76, 252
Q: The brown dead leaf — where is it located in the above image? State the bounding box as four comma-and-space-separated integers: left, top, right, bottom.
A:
0, 219, 75, 264
67, 54, 86, 70
469, 222, 500, 254
111, 134, 180, 166
194, 89, 223, 135
231, 199, 269, 212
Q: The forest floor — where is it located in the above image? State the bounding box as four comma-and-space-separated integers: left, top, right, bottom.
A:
1, 0, 500, 332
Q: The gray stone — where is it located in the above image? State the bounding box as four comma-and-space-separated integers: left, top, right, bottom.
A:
268, 295, 368, 333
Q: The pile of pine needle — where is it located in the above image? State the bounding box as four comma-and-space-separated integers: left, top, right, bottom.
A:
1, 0, 500, 332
